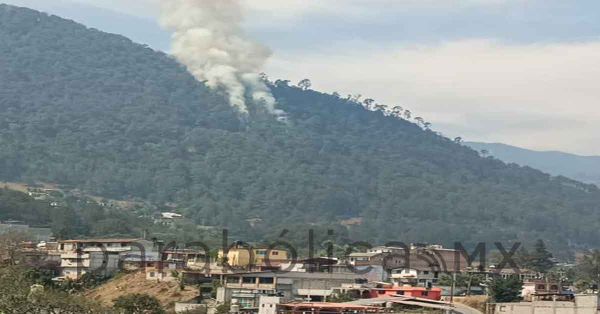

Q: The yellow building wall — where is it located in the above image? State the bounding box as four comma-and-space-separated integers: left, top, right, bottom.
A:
253, 249, 289, 265
218, 248, 252, 267
217, 248, 289, 266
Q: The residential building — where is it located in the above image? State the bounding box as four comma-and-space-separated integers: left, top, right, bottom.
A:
143, 248, 209, 282
59, 250, 120, 280
348, 252, 383, 267
163, 248, 207, 268
521, 281, 564, 301
254, 248, 288, 266
347, 244, 469, 284
145, 261, 181, 282
217, 243, 289, 268
332, 282, 442, 301
57, 238, 154, 253
390, 267, 440, 287
490, 267, 542, 281
217, 271, 365, 311
56, 238, 155, 280
258, 296, 282, 314
121, 251, 161, 271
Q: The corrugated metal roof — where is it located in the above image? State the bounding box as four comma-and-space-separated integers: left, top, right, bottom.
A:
59, 238, 143, 243
348, 252, 382, 257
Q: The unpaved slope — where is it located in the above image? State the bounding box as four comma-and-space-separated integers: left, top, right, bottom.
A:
85, 272, 199, 309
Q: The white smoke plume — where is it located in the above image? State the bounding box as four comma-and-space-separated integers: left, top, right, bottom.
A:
159, 0, 282, 115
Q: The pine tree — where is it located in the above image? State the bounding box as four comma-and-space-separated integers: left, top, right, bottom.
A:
528, 239, 554, 273
489, 276, 523, 302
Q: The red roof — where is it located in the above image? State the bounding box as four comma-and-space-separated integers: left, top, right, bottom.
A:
372, 286, 442, 292
279, 302, 378, 310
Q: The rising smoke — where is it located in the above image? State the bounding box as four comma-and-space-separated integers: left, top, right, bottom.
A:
160, 0, 282, 115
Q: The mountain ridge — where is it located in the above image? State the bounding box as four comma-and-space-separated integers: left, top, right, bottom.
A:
469, 142, 600, 159
2, 0, 170, 50
467, 142, 600, 186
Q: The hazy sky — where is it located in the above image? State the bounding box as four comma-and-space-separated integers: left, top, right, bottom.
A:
4, 0, 600, 155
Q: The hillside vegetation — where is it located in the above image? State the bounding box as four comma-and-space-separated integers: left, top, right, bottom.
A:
1, 4, 600, 251
0, 186, 154, 240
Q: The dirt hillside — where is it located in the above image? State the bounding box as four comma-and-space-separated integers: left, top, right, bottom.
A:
85, 272, 199, 309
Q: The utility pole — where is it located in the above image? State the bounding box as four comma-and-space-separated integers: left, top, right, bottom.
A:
466, 271, 474, 296
450, 271, 456, 304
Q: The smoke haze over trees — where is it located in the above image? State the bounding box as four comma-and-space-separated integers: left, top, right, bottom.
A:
159, 0, 280, 115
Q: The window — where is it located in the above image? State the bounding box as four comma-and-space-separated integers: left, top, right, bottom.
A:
259, 277, 274, 284
226, 276, 240, 283
423, 271, 430, 275
422, 291, 429, 296
378, 290, 385, 295
242, 277, 255, 284
238, 298, 254, 309
150, 272, 155, 277
271, 251, 279, 256
550, 285, 559, 290
537, 284, 546, 290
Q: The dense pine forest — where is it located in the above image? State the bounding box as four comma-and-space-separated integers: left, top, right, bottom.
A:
1, 4, 600, 251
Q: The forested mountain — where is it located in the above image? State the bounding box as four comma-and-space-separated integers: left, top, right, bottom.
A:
2, 0, 170, 50
1, 4, 600, 251
467, 142, 600, 186
0, 186, 152, 239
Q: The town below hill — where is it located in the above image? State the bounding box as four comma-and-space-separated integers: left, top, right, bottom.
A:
2, 233, 600, 314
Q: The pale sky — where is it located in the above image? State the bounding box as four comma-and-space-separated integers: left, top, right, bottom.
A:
4, 0, 600, 155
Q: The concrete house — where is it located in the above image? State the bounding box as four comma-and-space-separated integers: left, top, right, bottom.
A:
56, 238, 155, 280
217, 271, 365, 311
217, 244, 289, 268
347, 244, 469, 284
